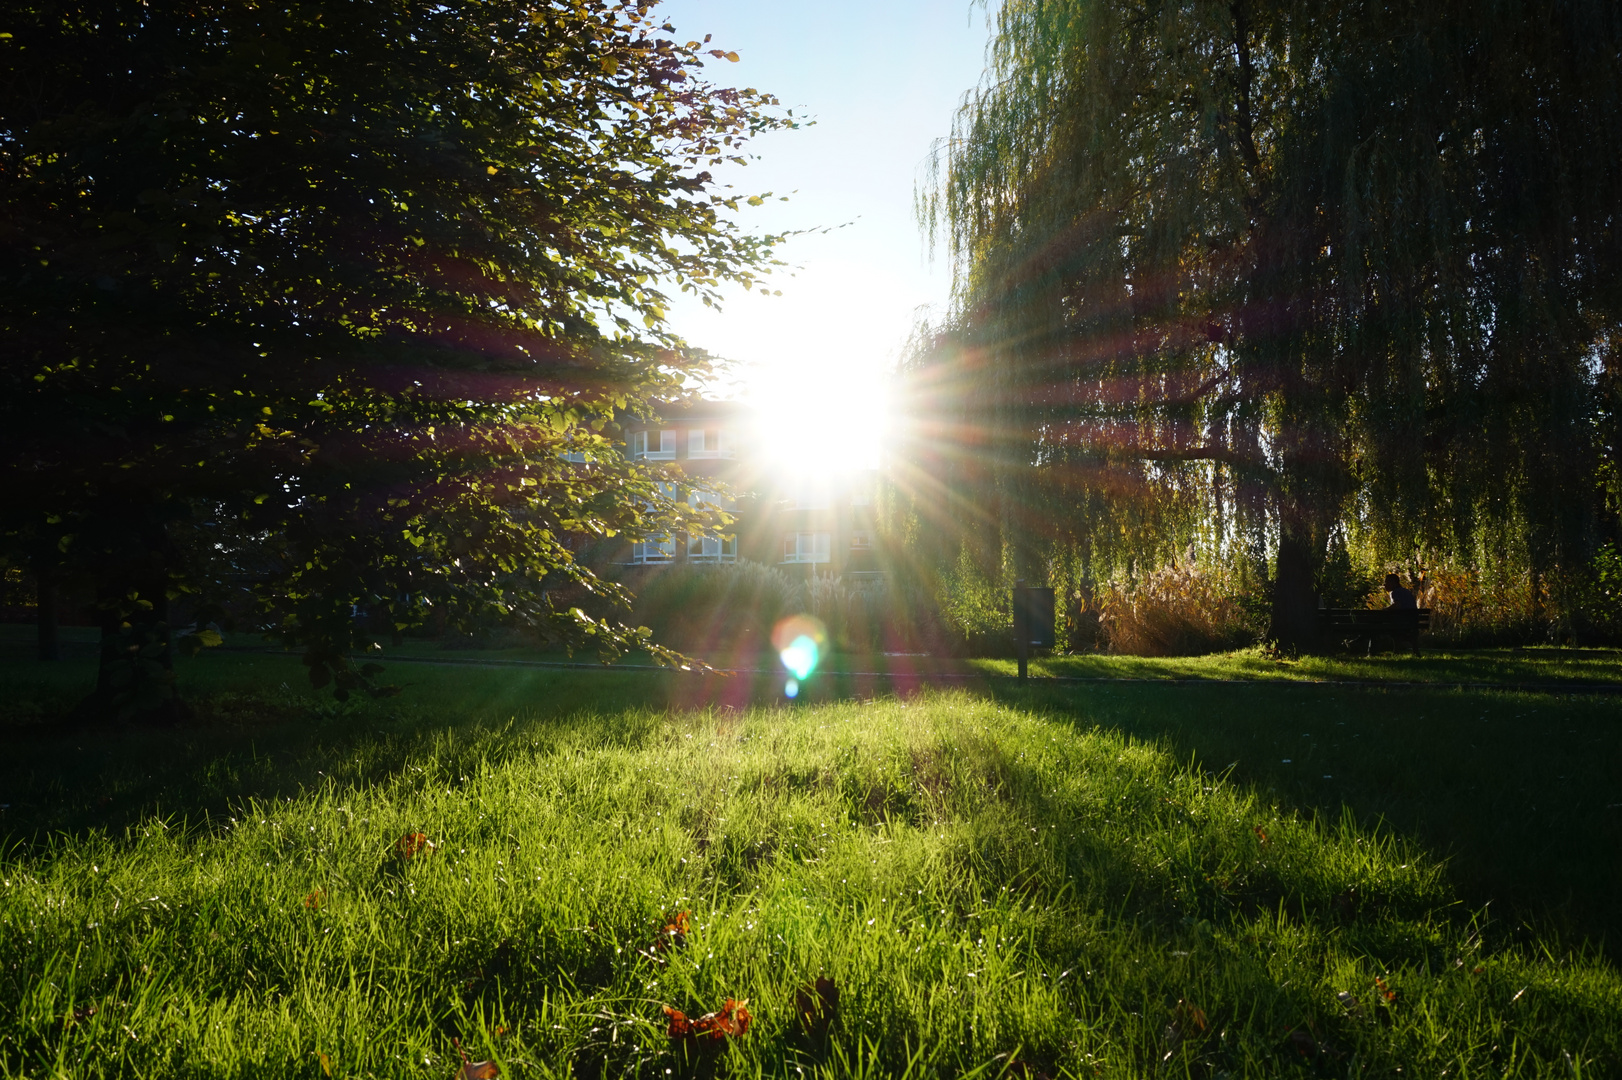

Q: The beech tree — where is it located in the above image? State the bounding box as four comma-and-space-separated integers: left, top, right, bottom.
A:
0, 0, 791, 716
914, 0, 1622, 647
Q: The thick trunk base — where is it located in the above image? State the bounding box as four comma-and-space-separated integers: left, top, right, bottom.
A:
1270, 524, 1320, 653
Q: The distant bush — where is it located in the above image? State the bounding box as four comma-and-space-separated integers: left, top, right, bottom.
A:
934, 552, 1014, 656
1098, 565, 1258, 656
1412, 551, 1622, 647
629, 560, 799, 656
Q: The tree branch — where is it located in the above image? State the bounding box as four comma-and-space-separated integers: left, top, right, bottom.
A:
1230, 0, 1261, 173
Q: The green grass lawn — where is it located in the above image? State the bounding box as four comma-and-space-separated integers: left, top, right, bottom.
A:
970, 646, 1622, 687
2, 628, 1621, 1077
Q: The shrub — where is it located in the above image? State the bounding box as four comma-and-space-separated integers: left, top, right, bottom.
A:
1414, 554, 1622, 647
1097, 565, 1258, 656
935, 552, 1014, 656
628, 560, 800, 657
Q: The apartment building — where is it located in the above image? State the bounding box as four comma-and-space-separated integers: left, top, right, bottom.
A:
620, 400, 881, 577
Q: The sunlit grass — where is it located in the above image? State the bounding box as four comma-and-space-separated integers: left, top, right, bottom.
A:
969, 646, 1622, 686
3, 681, 1620, 1078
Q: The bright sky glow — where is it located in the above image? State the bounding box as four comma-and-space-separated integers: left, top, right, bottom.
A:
657, 0, 992, 476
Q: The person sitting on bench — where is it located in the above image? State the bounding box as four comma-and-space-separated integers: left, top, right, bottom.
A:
1384, 573, 1417, 610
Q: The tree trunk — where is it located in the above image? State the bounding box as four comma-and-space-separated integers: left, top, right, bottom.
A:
83, 573, 184, 725
36, 570, 60, 661
1270, 512, 1320, 652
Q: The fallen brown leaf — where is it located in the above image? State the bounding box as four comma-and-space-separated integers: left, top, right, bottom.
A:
664, 998, 751, 1043
397, 832, 435, 860
452, 1036, 499, 1078
647, 909, 690, 957
794, 976, 838, 1038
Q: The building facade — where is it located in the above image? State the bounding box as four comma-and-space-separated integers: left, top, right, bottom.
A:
619, 401, 880, 578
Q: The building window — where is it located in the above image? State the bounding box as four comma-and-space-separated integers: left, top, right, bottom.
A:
689, 428, 722, 459
632, 429, 676, 460
850, 530, 873, 550
717, 427, 736, 458
687, 535, 737, 562
782, 532, 831, 564
631, 538, 676, 564
689, 489, 734, 510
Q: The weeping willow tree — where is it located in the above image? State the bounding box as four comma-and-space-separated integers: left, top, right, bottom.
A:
905, 0, 1622, 647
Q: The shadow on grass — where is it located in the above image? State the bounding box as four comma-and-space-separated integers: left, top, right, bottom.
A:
4, 625, 1619, 963
984, 678, 1622, 959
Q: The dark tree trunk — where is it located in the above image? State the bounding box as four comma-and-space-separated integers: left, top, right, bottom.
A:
36, 570, 60, 661
83, 571, 184, 725
1270, 511, 1320, 652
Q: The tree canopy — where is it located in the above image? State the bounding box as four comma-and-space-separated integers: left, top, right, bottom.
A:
910, 0, 1622, 646
0, 0, 792, 714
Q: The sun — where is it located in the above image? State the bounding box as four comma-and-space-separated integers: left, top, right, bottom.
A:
749, 366, 892, 482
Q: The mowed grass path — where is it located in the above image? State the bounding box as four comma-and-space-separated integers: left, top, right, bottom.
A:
2, 639, 1621, 1077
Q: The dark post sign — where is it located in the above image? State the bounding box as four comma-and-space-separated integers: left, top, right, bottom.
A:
1012, 580, 1056, 680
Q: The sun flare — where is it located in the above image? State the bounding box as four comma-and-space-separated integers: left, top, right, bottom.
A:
749, 367, 892, 482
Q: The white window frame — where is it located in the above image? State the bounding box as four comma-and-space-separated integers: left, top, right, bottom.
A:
782, 531, 831, 564
717, 427, 736, 459
630, 430, 648, 459
630, 537, 676, 564
687, 534, 737, 562
688, 428, 721, 459
850, 530, 873, 550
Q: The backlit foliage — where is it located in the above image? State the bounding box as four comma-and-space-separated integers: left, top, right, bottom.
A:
0, 0, 792, 696
907, 0, 1622, 646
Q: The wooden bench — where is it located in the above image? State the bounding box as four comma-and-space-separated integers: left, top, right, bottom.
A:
1315, 607, 1431, 654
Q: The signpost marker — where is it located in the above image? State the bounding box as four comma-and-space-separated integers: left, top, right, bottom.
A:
1014, 579, 1028, 680
1012, 580, 1056, 682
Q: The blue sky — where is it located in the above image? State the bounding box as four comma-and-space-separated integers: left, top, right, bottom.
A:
655, 0, 993, 465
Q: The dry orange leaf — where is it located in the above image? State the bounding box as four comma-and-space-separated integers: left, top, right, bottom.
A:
1375, 976, 1396, 1003
1253, 825, 1270, 845
664, 998, 752, 1042
1174, 998, 1207, 1033
794, 976, 838, 1038
397, 832, 435, 859
452, 1036, 499, 1079
652, 909, 690, 951
304, 889, 325, 910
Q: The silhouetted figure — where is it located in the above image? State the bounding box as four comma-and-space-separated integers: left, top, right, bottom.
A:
1384, 573, 1417, 610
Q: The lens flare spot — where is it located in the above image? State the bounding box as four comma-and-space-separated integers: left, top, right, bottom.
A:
784, 678, 799, 699
772, 614, 828, 681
